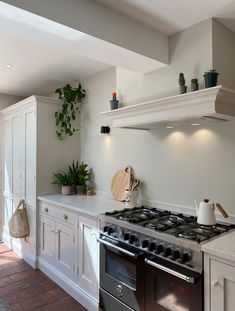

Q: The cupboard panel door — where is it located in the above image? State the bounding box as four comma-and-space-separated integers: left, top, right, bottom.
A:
2, 197, 12, 234
40, 215, 56, 265
78, 216, 99, 299
56, 222, 75, 280
24, 108, 36, 201
12, 113, 24, 198
2, 118, 12, 197
211, 259, 235, 311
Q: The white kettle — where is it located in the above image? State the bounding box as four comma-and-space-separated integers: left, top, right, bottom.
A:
194, 199, 229, 226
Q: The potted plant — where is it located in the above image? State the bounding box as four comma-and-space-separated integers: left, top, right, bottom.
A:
52, 171, 72, 195
110, 91, 119, 110
77, 162, 90, 195
69, 161, 90, 195
179, 73, 187, 94
191, 78, 199, 91
69, 160, 80, 194
204, 69, 219, 88
55, 83, 86, 140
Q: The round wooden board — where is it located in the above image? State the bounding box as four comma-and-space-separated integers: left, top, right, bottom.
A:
111, 166, 133, 201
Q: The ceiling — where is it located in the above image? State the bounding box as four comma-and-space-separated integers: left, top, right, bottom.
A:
0, 3, 111, 96
97, 0, 235, 35
1, 0, 235, 97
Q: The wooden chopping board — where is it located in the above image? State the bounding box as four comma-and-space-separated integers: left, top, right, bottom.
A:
111, 166, 133, 201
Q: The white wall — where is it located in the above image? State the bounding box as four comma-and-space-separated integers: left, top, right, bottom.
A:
212, 19, 235, 89
0, 93, 23, 109
81, 20, 235, 216
117, 19, 213, 105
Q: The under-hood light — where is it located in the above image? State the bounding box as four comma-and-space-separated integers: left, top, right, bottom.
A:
192, 123, 201, 126
166, 126, 174, 129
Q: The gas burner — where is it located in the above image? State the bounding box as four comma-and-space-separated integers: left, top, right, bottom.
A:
145, 221, 167, 231
178, 230, 197, 240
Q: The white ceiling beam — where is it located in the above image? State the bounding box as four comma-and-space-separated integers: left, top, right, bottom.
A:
1, 0, 169, 73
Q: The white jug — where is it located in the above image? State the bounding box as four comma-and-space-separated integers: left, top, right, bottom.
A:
194, 199, 216, 226
194, 199, 229, 226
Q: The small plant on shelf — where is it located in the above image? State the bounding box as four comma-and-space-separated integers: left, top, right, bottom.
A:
179, 73, 187, 94
55, 83, 86, 140
191, 78, 199, 91
52, 171, 73, 195
203, 69, 219, 88
110, 91, 119, 110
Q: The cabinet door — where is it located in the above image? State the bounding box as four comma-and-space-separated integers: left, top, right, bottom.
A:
78, 215, 99, 300
1, 118, 13, 234
56, 221, 75, 280
24, 107, 36, 201
211, 259, 235, 311
40, 215, 56, 265
12, 112, 24, 198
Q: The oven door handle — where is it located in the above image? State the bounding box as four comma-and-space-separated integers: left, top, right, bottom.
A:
99, 239, 138, 258
145, 259, 196, 284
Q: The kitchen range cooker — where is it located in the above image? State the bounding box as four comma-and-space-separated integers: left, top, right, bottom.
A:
99, 206, 235, 311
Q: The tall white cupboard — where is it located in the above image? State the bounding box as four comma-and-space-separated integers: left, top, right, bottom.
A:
0, 96, 79, 267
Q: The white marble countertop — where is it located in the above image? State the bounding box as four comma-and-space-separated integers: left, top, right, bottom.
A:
38, 194, 126, 218
202, 230, 235, 262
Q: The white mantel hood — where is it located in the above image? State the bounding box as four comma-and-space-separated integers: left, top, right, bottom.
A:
100, 86, 235, 130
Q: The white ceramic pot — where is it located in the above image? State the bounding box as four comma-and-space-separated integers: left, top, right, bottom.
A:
61, 185, 72, 196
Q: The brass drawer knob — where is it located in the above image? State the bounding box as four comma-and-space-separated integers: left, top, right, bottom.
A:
44, 208, 48, 212
63, 214, 68, 220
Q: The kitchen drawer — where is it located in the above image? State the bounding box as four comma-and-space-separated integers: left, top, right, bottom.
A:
39, 202, 76, 225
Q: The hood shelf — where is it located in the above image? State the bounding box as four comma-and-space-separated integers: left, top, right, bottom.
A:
100, 86, 235, 130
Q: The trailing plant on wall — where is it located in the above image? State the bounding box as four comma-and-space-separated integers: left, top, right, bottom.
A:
55, 83, 86, 140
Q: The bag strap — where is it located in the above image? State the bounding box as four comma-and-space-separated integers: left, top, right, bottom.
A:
17, 199, 25, 210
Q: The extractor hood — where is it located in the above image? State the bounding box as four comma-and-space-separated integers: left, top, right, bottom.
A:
100, 86, 235, 130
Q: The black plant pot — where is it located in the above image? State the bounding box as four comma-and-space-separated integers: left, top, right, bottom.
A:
204, 72, 219, 88
110, 99, 119, 110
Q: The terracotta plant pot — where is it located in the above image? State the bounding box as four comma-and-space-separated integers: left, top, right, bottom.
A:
61, 186, 72, 195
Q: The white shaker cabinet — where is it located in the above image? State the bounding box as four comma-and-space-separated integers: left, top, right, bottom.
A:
78, 215, 99, 299
40, 207, 75, 281
38, 200, 99, 311
0, 96, 79, 267
203, 231, 235, 311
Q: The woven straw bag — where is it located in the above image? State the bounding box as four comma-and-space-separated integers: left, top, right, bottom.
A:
9, 199, 29, 238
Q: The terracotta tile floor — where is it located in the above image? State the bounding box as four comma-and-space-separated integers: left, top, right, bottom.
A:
0, 243, 87, 311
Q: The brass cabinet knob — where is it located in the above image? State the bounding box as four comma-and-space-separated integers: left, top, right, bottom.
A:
44, 208, 48, 212
63, 214, 68, 220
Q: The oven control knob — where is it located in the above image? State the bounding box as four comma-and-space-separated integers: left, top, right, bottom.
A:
163, 246, 172, 257
129, 234, 138, 244
172, 249, 181, 260
116, 227, 124, 237
107, 226, 115, 235
123, 233, 130, 241
103, 226, 108, 233
148, 242, 156, 251
181, 251, 192, 263
142, 239, 150, 248
155, 243, 164, 254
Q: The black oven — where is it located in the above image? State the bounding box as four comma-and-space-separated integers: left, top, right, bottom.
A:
99, 234, 203, 311
145, 255, 203, 311
99, 234, 145, 311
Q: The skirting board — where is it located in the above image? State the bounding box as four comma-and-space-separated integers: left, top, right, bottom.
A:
38, 258, 99, 311
2, 232, 38, 269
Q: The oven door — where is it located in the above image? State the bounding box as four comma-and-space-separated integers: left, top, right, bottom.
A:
99, 234, 145, 311
145, 256, 203, 311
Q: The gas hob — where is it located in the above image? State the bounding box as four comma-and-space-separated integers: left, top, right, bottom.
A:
100, 206, 235, 270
